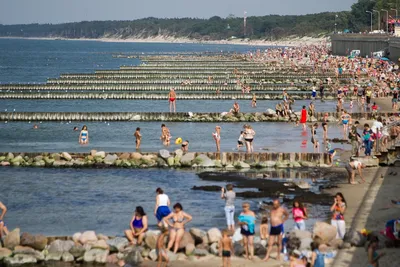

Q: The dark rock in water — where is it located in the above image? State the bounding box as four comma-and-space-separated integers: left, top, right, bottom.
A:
192, 185, 221, 191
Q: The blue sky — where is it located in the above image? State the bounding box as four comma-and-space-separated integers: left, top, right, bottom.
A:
0, 0, 357, 24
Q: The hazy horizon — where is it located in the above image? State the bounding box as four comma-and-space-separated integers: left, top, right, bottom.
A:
1, 0, 357, 25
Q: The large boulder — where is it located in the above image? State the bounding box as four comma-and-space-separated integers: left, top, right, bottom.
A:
195, 154, 215, 168
0, 248, 12, 260
235, 161, 250, 169
193, 248, 209, 256
233, 243, 244, 256
209, 242, 219, 255
180, 153, 195, 166
104, 154, 118, 165
178, 232, 195, 249
13, 246, 36, 255
207, 228, 222, 244
167, 157, 175, 167
72, 232, 82, 243
61, 152, 72, 161
20, 232, 48, 251
124, 248, 143, 265
144, 231, 159, 250
95, 151, 106, 158
91, 240, 109, 250
130, 152, 142, 160
79, 231, 98, 244
119, 153, 130, 160
299, 237, 313, 250
45, 251, 63, 261
175, 149, 183, 157
48, 240, 74, 253
4, 228, 20, 250
62, 252, 74, 262
107, 237, 129, 252
344, 230, 367, 247
290, 230, 312, 240
189, 228, 207, 244
83, 249, 109, 263
4, 254, 37, 265
328, 238, 344, 249
254, 243, 267, 256
159, 149, 170, 159
313, 222, 337, 244
69, 244, 86, 258
148, 249, 158, 261
185, 243, 195, 255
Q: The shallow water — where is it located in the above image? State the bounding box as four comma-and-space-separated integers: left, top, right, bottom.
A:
0, 168, 330, 236
0, 121, 351, 153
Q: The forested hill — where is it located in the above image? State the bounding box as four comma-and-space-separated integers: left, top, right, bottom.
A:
0, 0, 395, 40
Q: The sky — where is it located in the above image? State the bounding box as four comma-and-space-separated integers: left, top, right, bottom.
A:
0, 0, 357, 25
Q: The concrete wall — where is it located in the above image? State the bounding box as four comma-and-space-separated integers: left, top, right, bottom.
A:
331, 34, 389, 57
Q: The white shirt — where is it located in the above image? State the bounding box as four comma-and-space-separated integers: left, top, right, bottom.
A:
157, 194, 169, 206
371, 121, 383, 134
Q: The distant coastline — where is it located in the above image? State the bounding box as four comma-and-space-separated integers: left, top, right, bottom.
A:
0, 36, 327, 47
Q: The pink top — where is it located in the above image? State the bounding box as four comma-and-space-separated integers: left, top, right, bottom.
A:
292, 207, 306, 223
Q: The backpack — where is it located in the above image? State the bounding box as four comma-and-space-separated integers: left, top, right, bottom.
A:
314, 249, 325, 267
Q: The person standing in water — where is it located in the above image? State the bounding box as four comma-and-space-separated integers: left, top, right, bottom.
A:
300, 106, 307, 131
168, 88, 176, 113
79, 125, 89, 145
264, 199, 289, 262
251, 94, 257, 108
311, 123, 320, 152
244, 124, 256, 153
154, 188, 171, 228
213, 126, 221, 152
160, 124, 171, 146
134, 127, 142, 150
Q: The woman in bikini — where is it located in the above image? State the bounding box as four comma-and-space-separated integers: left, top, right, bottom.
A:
168, 88, 176, 113
244, 124, 256, 153
340, 110, 351, 138
213, 126, 221, 152
124, 206, 148, 245
251, 94, 257, 108
160, 124, 171, 146
164, 203, 192, 254
79, 125, 89, 145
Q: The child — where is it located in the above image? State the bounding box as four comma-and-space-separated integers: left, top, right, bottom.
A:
290, 250, 306, 267
326, 141, 336, 164
213, 126, 221, 152
219, 229, 234, 267
237, 131, 245, 150
372, 102, 378, 113
311, 237, 325, 267
156, 227, 169, 267
292, 200, 308, 230
260, 216, 269, 241
367, 236, 385, 267
134, 127, 142, 150
349, 100, 353, 109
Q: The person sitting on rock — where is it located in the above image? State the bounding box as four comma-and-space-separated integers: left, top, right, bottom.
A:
229, 101, 240, 115
124, 206, 148, 246
0, 201, 9, 237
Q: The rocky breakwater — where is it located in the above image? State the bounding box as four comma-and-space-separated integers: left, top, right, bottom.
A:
0, 149, 330, 169
0, 222, 382, 266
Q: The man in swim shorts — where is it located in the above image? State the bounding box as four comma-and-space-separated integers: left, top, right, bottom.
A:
168, 88, 176, 113
263, 199, 289, 261
0, 201, 9, 237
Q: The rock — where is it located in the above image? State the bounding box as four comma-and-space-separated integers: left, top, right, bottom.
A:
342, 242, 351, 249
79, 231, 98, 244
95, 151, 106, 158
177, 253, 188, 261
300, 161, 317, 167
175, 149, 183, 157
299, 237, 313, 250
159, 149, 170, 159
185, 243, 195, 255
167, 157, 174, 167
313, 222, 337, 244
69, 244, 86, 258
124, 248, 143, 265
254, 243, 267, 256
119, 153, 130, 160
6, 152, 14, 160
0, 248, 12, 260
260, 239, 267, 247
141, 249, 150, 258
1, 161, 10, 166
166, 251, 178, 261
48, 240, 74, 253
189, 228, 207, 244
209, 242, 219, 255
180, 152, 195, 166
45, 251, 63, 261
193, 248, 209, 256
72, 232, 82, 243
4, 254, 37, 265
207, 228, 222, 244
53, 160, 67, 167
91, 239, 109, 250
107, 237, 129, 252
104, 154, 118, 165
90, 150, 97, 157
235, 161, 250, 169
144, 231, 159, 250
11, 155, 23, 163
344, 230, 367, 247
20, 233, 48, 251
149, 249, 158, 261
195, 154, 215, 167
233, 243, 244, 256
232, 228, 243, 242
265, 108, 276, 116
13, 246, 36, 255
296, 181, 310, 189
328, 238, 344, 249
259, 161, 276, 168
61, 152, 72, 161
290, 230, 312, 240
130, 152, 142, 160
83, 249, 109, 263
178, 232, 195, 249
4, 228, 20, 250
61, 252, 74, 262
106, 253, 118, 264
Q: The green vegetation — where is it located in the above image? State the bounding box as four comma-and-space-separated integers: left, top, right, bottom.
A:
0, 1, 398, 40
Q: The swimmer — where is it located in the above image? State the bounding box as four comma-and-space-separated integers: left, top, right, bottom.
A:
251, 94, 257, 108
134, 127, 142, 150
213, 126, 221, 152
181, 140, 189, 152
73, 127, 79, 131
168, 88, 176, 113
79, 125, 89, 145
33, 124, 38, 129
160, 124, 171, 146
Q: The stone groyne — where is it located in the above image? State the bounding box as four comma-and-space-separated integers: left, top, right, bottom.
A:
0, 150, 330, 168
0, 111, 393, 122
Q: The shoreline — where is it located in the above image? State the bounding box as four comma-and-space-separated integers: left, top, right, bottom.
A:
0, 36, 328, 47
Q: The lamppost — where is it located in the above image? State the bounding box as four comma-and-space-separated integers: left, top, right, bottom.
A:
366, 11, 373, 32
373, 9, 380, 31
382, 9, 389, 33
335, 14, 338, 33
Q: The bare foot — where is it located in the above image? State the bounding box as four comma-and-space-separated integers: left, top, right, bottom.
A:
263, 257, 269, 261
